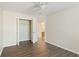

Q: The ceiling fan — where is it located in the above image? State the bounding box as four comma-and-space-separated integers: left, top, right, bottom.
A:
31, 2, 47, 13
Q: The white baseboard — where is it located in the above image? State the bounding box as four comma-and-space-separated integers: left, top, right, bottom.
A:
46, 41, 79, 55
0, 48, 3, 56
19, 39, 29, 42
3, 43, 16, 48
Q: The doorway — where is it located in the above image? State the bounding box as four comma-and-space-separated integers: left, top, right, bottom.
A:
38, 21, 45, 42
16, 19, 32, 46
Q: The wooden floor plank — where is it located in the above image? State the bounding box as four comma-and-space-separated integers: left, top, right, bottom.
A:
1, 40, 79, 57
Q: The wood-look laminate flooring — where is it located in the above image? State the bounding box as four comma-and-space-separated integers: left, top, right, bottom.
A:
1, 40, 79, 57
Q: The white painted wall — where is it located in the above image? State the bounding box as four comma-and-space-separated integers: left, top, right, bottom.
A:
0, 8, 3, 55
32, 16, 39, 43
46, 6, 79, 54
3, 10, 34, 47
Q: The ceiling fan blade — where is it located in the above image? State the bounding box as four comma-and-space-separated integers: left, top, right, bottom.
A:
28, 2, 48, 14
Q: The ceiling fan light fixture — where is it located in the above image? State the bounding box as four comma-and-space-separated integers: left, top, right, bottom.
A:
41, 4, 45, 8
39, 2, 46, 9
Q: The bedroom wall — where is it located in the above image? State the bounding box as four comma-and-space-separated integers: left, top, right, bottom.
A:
46, 6, 79, 54
3, 10, 34, 47
0, 8, 3, 55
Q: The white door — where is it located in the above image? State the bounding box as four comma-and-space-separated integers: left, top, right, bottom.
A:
16, 18, 38, 45
19, 20, 29, 42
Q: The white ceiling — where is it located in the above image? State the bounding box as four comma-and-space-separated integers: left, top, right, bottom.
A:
0, 2, 78, 15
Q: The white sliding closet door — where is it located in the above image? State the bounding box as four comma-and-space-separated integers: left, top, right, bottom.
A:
19, 20, 29, 41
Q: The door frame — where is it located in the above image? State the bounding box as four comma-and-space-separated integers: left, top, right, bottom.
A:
16, 18, 33, 46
